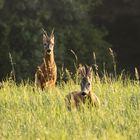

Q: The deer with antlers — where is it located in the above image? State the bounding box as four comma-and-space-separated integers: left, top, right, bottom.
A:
35, 29, 57, 90
65, 65, 100, 110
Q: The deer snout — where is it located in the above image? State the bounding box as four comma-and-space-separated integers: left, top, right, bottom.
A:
47, 49, 51, 53
81, 86, 90, 96
81, 92, 87, 96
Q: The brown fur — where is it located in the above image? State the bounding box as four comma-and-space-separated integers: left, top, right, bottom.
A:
35, 29, 57, 90
65, 65, 100, 110
65, 91, 100, 110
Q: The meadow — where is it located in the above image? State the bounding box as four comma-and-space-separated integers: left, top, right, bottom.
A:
0, 75, 140, 140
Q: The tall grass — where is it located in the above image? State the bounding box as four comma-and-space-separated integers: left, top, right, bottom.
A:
0, 74, 140, 140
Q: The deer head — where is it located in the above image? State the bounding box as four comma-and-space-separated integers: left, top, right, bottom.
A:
79, 65, 93, 96
42, 28, 54, 55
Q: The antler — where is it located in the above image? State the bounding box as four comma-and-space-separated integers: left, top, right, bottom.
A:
50, 28, 55, 37
78, 64, 92, 78
83, 65, 92, 79
78, 65, 86, 77
42, 28, 49, 39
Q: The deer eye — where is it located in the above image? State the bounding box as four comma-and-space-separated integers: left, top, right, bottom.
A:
44, 43, 48, 48
87, 82, 90, 86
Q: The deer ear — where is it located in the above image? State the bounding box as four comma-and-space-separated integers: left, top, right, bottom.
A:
42, 28, 49, 40
84, 65, 92, 78
89, 66, 92, 73
43, 34, 47, 42
50, 32, 54, 44
78, 65, 86, 77
50, 28, 54, 36
88, 66, 93, 80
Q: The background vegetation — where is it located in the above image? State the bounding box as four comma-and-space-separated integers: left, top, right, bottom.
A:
0, 76, 140, 139
0, 0, 140, 81
0, 1, 140, 139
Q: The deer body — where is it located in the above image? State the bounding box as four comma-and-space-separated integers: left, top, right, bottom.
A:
65, 65, 100, 110
66, 91, 100, 110
35, 29, 57, 90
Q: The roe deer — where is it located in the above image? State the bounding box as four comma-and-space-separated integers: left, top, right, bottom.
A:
65, 65, 100, 110
35, 29, 57, 90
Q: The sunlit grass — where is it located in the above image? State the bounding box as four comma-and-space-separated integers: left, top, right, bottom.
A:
0, 76, 140, 140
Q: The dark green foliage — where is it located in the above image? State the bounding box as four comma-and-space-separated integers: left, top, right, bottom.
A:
93, 0, 140, 74
0, 0, 112, 81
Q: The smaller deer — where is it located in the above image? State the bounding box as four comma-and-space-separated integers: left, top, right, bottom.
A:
65, 65, 100, 110
35, 28, 57, 90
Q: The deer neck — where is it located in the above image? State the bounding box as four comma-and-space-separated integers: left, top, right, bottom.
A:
88, 91, 92, 95
44, 52, 55, 67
